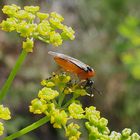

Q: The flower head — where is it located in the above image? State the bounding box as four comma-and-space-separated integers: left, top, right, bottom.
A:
68, 103, 84, 119
0, 123, 4, 136
37, 12, 49, 21
0, 4, 75, 52
29, 98, 47, 114
0, 105, 11, 136
2, 4, 20, 16
44, 103, 56, 116
24, 6, 39, 14
50, 12, 64, 22
85, 106, 100, 121
22, 38, 34, 52
65, 123, 81, 140
131, 133, 140, 140
0, 18, 17, 32
38, 87, 59, 101
49, 31, 63, 46
50, 109, 68, 128
122, 128, 132, 137
0, 105, 11, 120
62, 25, 75, 40
37, 20, 51, 36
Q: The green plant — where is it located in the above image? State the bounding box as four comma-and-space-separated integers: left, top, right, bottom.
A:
118, 16, 140, 80
0, 4, 139, 140
0, 4, 75, 101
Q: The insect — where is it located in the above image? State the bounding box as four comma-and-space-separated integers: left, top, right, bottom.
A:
48, 51, 101, 95
48, 51, 95, 80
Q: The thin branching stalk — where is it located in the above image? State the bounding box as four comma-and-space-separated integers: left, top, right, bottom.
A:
4, 116, 50, 140
0, 50, 27, 102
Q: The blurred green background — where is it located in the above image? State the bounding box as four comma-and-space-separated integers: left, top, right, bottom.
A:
0, 0, 140, 139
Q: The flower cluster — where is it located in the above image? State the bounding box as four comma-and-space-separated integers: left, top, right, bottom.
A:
0, 4, 75, 52
109, 129, 140, 140
29, 73, 88, 140
85, 106, 110, 139
29, 73, 140, 140
0, 105, 11, 136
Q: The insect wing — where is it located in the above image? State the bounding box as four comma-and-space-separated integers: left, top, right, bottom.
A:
48, 51, 90, 71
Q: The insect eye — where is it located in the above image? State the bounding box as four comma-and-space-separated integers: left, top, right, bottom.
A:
87, 66, 92, 72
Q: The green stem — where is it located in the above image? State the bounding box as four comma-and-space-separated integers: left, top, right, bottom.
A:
62, 95, 78, 108
0, 50, 27, 102
37, 36, 49, 44
4, 116, 50, 140
58, 93, 65, 107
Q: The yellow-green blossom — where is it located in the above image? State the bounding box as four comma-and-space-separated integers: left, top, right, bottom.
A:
16, 22, 36, 37
0, 4, 75, 51
15, 10, 28, 19
0, 105, 11, 136
109, 131, 121, 140
27, 13, 36, 20
68, 103, 84, 119
98, 118, 108, 128
85, 122, 100, 139
38, 87, 59, 101
0, 18, 17, 32
24, 6, 39, 14
28, 73, 140, 140
37, 12, 49, 21
45, 81, 55, 87
122, 128, 132, 137
65, 123, 81, 140
85, 106, 100, 121
41, 79, 48, 86
41, 80, 55, 87
22, 38, 34, 52
0, 122, 4, 136
44, 103, 56, 116
52, 73, 71, 85
58, 74, 71, 83
2, 4, 20, 16
37, 20, 51, 36
62, 25, 75, 40
50, 12, 64, 22
50, 17, 64, 29
0, 105, 11, 120
131, 133, 140, 140
50, 109, 68, 128
49, 31, 63, 46
29, 98, 47, 114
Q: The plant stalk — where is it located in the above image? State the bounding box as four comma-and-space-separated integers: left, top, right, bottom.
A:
4, 116, 50, 140
0, 50, 27, 102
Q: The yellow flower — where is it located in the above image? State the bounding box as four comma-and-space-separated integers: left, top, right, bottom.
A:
50, 12, 64, 22
0, 105, 11, 120
62, 25, 75, 40
65, 123, 81, 140
37, 12, 49, 21
50, 109, 68, 128
41, 80, 55, 87
24, 6, 39, 14
38, 87, 59, 101
49, 31, 62, 46
22, 38, 34, 52
29, 98, 47, 114
68, 103, 85, 119
0, 122, 4, 136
